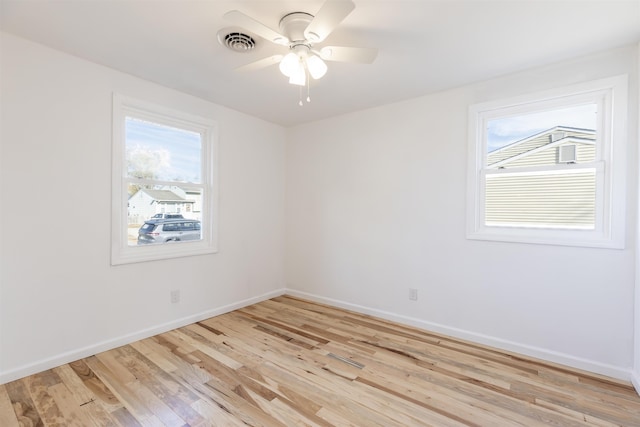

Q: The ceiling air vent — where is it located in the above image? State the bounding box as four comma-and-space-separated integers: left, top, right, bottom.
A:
219, 31, 256, 53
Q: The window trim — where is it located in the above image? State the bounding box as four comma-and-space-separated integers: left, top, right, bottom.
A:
111, 93, 219, 265
466, 75, 627, 249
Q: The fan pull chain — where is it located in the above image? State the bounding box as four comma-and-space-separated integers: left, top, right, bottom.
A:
298, 68, 313, 106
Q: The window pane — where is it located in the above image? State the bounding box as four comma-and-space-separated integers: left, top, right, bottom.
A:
485, 169, 596, 229
135, 219, 202, 246
113, 94, 218, 264
124, 117, 204, 247
486, 104, 597, 168
467, 76, 626, 248
125, 117, 202, 183
126, 184, 203, 246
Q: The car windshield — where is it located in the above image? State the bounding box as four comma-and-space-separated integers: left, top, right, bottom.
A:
140, 223, 157, 232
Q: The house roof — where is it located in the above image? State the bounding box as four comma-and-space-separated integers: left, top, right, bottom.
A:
487, 126, 595, 167
140, 189, 192, 203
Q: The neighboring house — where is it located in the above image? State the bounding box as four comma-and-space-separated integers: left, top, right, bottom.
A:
185, 188, 203, 219
485, 126, 596, 228
128, 188, 196, 224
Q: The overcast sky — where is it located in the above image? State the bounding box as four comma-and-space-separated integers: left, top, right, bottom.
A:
126, 117, 201, 183
487, 103, 597, 153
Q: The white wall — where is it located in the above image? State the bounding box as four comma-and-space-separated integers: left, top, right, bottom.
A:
1, 31, 638, 387
0, 33, 286, 383
634, 42, 640, 392
286, 45, 639, 380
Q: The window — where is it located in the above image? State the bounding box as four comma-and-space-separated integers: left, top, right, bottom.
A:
467, 75, 627, 248
112, 94, 218, 264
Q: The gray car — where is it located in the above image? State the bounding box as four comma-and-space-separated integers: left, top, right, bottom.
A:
137, 219, 201, 244
150, 213, 184, 220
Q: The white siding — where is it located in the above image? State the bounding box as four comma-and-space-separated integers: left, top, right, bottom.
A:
485, 128, 598, 228
505, 142, 595, 168
485, 170, 596, 227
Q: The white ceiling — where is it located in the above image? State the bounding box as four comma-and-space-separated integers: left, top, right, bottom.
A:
1, 0, 639, 127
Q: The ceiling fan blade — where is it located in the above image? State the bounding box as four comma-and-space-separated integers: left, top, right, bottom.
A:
224, 10, 289, 45
235, 55, 284, 72
319, 46, 378, 64
304, 0, 355, 43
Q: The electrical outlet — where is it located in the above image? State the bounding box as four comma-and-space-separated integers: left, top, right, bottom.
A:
409, 288, 418, 301
170, 290, 180, 304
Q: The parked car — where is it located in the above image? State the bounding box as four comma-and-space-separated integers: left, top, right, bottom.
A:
150, 213, 184, 220
137, 219, 201, 244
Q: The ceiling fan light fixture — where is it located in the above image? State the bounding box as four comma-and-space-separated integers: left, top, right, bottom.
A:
224, 0, 374, 101
306, 54, 327, 79
279, 52, 300, 77
289, 67, 306, 86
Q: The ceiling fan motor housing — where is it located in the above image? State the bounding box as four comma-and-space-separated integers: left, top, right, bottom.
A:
279, 12, 315, 45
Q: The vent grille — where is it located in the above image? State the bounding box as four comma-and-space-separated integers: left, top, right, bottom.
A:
327, 353, 364, 369
558, 144, 577, 163
222, 32, 256, 52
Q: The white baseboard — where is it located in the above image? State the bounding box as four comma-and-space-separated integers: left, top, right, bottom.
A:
632, 369, 640, 396
0, 288, 286, 385
2, 287, 635, 387
286, 289, 633, 382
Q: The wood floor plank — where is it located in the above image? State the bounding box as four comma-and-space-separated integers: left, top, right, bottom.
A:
4, 379, 42, 427
68, 358, 124, 415
52, 365, 121, 427
189, 398, 245, 427
2, 295, 640, 426
84, 354, 165, 426
170, 329, 244, 371
349, 336, 586, 426
0, 384, 21, 427
110, 406, 144, 427
114, 345, 206, 426
25, 369, 66, 426
47, 381, 99, 427
126, 380, 188, 427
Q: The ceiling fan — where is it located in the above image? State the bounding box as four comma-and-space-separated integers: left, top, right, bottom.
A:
222, 0, 378, 103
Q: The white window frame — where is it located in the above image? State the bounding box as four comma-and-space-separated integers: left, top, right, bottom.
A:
466, 75, 627, 249
112, 94, 218, 265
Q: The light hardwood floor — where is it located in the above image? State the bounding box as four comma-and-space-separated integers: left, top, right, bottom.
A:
1, 295, 640, 426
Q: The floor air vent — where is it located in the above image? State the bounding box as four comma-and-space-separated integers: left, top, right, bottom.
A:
327, 353, 364, 369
